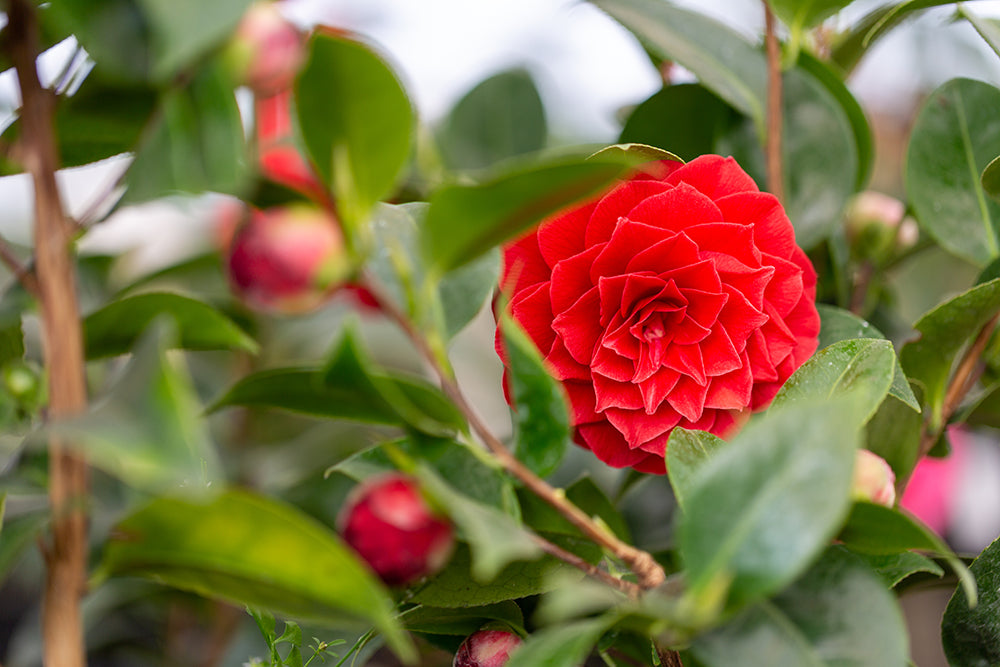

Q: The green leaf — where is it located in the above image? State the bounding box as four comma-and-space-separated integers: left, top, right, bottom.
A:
817, 305, 918, 409
900, 278, 1000, 429
837, 502, 976, 604
854, 551, 944, 589
906, 78, 1000, 266
982, 155, 1000, 204
690, 547, 908, 667
51, 322, 220, 494
83, 292, 257, 359
772, 338, 896, 424
438, 68, 547, 171
51, 81, 158, 167
501, 317, 570, 478
679, 400, 860, 609
517, 476, 631, 544
619, 84, 743, 162
0, 510, 48, 586
421, 154, 630, 275
97, 489, 416, 662
402, 601, 524, 637
942, 534, 1000, 667
959, 6, 1000, 60
408, 535, 594, 608
590, 0, 766, 131
415, 464, 540, 582
505, 616, 614, 667
769, 0, 854, 32
125, 64, 250, 203
864, 388, 924, 483
666, 428, 726, 512
295, 33, 413, 229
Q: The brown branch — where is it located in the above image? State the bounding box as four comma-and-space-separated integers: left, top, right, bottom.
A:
6, 2, 90, 666
364, 272, 666, 591
899, 313, 1000, 494
656, 646, 684, 667
0, 235, 39, 297
764, 2, 785, 203
530, 533, 642, 598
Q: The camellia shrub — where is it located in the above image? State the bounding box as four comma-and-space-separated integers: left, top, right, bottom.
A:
1, 0, 1000, 666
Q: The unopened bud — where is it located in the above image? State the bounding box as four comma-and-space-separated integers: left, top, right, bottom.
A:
228, 2, 306, 97
453, 629, 522, 667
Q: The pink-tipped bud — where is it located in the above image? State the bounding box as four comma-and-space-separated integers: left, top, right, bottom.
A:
337, 474, 454, 587
453, 630, 522, 667
229, 2, 306, 97
852, 449, 896, 507
227, 204, 350, 313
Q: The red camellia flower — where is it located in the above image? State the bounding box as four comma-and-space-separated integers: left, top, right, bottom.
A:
499, 155, 820, 474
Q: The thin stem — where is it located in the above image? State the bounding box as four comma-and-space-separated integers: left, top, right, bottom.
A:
656, 646, 684, 667
764, 2, 785, 203
530, 533, 642, 598
0, 235, 39, 297
364, 272, 666, 591
6, 2, 90, 666
899, 313, 1000, 494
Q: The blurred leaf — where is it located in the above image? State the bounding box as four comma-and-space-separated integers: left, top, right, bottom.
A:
421, 154, 630, 275
409, 535, 595, 608
959, 6, 1000, 60
518, 475, 631, 544
438, 68, 547, 171
769, 0, 854, 32
906, 78, 1000, 267
84, 292, 257, 358
666, 428, 725, 511
831, 0, 961, 74
679, 399, 860, 609
864, 387, 923, 482
796, 51, 873, 190
838, 502, 976, 604
983, 155, 1000, 204
619, 84, 743, 162
772, 338, 896, 423
942, 534, 1000, 667
854, 551, 944, 589
52, 322, 220, 494
97, 489, 415, 661
0, 510, 48, 586
125, 64, 249, 203
501, 316, 570, 478
415, 464, 540, 582
591, 0, 766, 130
296, 33, 413, 229
900, 278, 1000, 429
331, 437, 511, 511
505, 616, 614, 667
402, 601, 524, 637
0, 322, 25, 370
369, 203, 499, 340
690, 547, 908, 667
817, 305, 918, 409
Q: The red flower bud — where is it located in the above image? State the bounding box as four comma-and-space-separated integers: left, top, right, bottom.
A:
851, 449, 896, 507
337, 474, 454, 587
453, 630, 522, 667
227, 204, 350, 313
228, 2, 305, 97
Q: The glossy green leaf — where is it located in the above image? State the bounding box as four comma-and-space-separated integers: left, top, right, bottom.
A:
817, 305, 918, 409
831, 1, 962, 74
590, 0, 766, 130
772, 338, 896, 423
619, 84, 743, 162
864, 388, 924, 483
900, 278, 1000, 429
438, 68, 547, 171
125, 64, 249, 203
52, 81, 158, 167
421, 154, 630, 275
982, 155, 1000, 204
501, 317, 570, 478
97, 490, 415, 661
837, 502, 975, 603
84, 292, 257, 359
47, 0, 251, 84
769, 0, 854, 32
906, 78, 1000, 266
854, 552, 944, 589
505, 616, 614, 667
296, 33, 413, 228
666, 428, 725, 511
415, 464, 540, 582
691, 548, 908, 667
679, 400, 860, 609
942, 534, 1000, 667
518, 476, 631, 544
409, 535, 595, 608
402, 601, 524, 637
52, 323, 219, 494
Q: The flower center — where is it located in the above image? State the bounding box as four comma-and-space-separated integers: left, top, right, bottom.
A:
643, 322, 666, 341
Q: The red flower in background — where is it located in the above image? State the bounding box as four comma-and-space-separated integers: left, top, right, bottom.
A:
499, 155, 820, 474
